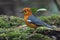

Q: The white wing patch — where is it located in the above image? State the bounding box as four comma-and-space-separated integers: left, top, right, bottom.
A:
27, 20, 32, 22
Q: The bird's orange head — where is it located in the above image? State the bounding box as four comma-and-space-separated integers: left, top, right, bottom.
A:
23, 8, 31, 11
20, 7, 32, 16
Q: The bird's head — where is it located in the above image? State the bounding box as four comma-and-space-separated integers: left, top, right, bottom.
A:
23, 8, 31, 11
20, 7, 32, 16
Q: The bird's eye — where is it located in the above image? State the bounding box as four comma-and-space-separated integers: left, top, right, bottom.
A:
24, 10, 26, 12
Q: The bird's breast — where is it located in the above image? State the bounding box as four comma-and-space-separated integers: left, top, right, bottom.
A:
25, 21, 37, 28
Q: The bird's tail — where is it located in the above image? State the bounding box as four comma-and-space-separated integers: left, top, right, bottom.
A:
42, 22, 54, 29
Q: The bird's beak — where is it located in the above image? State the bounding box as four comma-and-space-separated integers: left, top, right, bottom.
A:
19, 10, 24, 13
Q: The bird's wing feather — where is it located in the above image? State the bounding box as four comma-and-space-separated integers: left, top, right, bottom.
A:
28, 15, 54, 29
27, 20, 32, 22
28, 15, 43, 25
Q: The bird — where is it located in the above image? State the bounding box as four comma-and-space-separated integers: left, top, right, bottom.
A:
20, 7, 54, 38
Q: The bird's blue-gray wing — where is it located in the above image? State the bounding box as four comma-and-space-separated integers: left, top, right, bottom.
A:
28, 15, 54, 29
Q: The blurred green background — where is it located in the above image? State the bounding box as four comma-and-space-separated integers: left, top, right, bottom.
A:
0, 0, 60, 17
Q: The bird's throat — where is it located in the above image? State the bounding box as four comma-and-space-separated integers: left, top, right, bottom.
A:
24, 12, 32, 16
24, 12, 32, 21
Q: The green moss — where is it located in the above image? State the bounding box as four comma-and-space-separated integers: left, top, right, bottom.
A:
0, 15, 60, 40
39, 14, 60, 26
0, 27, 52, 40
0, 15, 24, 28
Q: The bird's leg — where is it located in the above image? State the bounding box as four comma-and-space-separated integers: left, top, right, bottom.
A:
26, 28, 37, 38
